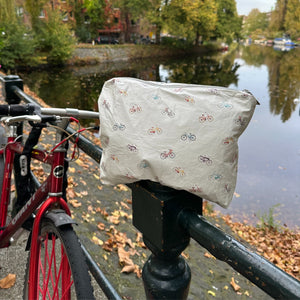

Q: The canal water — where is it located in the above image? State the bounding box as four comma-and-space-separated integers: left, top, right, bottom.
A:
18, 45, 300, 229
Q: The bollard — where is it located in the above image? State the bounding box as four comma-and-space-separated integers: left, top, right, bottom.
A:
130, 180, 202, 299
0, 75, 23, 104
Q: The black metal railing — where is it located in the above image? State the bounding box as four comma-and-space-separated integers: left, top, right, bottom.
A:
1, 75, 300, 300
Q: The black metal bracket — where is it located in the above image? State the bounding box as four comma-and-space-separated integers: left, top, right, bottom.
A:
131, 180, 202, 299
0, 75, 23, 104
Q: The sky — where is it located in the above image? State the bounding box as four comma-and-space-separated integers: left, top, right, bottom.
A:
235, 0, 276, 16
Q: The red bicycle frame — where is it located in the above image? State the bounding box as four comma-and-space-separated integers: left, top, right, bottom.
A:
0, 124, 71, 248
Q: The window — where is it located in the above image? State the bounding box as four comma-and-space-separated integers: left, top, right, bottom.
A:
39, 9, 45, 18
16, 7, 23, 16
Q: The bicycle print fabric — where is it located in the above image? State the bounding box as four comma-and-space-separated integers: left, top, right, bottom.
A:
98, 77, 258, 208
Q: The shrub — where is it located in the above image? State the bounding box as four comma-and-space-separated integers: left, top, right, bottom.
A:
35, 9, 77, 65
0, 21, 37, 69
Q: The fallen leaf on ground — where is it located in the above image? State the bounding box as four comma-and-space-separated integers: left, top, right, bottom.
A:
207, 290, 216, 296
97, 222, 105, 230
69, 199, 82, 208
121, 265, 135, 274
230, 277, 240, 292
91, 236, 103, 246
204, 252, 216, 259
0, 274, 16, 289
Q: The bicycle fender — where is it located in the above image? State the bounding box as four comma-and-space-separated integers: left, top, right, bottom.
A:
45, 209, 77, 227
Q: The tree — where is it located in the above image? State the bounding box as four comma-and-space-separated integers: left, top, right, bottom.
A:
215, 0, 242, 43
82, 0, 106, 38
25, 0, 48, 31
164, 0, 218, 45
284, 0, 300, 39
268, 0, 288, 34
145, 0, 164, 44
242, 9, 269, 38
0, 0, 17, 23
0, 21, 36, 69
36, 9, 76, 64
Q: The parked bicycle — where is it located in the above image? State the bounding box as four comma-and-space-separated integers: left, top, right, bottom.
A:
0, 103, 98, 299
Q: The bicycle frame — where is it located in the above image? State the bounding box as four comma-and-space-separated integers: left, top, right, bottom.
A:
0, 123, 71, 249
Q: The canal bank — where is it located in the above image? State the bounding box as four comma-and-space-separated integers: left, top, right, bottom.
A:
70, 44, 210, 66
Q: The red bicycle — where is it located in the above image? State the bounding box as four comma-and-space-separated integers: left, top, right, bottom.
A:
0, 104, 98, 299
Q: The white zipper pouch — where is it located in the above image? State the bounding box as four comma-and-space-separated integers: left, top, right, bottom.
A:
98, 77, 258, 208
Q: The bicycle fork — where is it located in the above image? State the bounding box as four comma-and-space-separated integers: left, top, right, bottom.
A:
28, 118, 75, 299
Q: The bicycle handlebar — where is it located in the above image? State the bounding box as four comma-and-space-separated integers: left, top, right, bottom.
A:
0, 104, 36, 116
0, 104, 99, 121
40, 108, 99, 119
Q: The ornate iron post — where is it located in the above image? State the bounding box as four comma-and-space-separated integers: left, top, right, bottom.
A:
131, 180, 202, 299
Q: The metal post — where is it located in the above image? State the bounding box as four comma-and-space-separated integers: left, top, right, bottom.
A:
0, 75, 23, 104
131, 181, 202, 299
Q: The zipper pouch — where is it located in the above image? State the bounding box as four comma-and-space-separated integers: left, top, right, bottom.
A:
98, 77, 258, 208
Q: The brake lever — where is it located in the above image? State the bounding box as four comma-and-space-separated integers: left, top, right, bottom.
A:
3, 115, 42, 125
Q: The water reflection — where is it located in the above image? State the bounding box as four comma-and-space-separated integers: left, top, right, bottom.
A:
19, 46, 300, 124
19, 53, 242, 110
242, 45, 299, 122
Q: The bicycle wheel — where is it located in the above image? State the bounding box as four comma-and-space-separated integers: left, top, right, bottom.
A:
24, 218, 94, 300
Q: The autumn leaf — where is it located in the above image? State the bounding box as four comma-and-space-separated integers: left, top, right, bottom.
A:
120, 201, 130, 210
91, 236, 103, 246
134, 266, 142, 278
67, 188, 76, 199
114, 184, 128, 192
204, 252, 215, 259
69, 199, 82, 208
230, 277, 240, 292
81, 190, 88, 196
181, 252, 190, 259
118, 247, 134, 266
97, 222, 105, 231
68, 167, 76, 173
107, 215, 120, 225
0, 274, 16, 289
121, 265, 135, 274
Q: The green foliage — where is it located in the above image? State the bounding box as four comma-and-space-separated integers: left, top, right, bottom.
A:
75, 25, 91, 43
256, 204, 281, 231
35, 9, 76, 64
163, 0, 218, 45
284, 0, 300, 39
242, 9, 269, 38
215, 0, 242, 43
82, 0, 106, 37
0, 21, 37, 69
25, 0, 48, 31
160, 36, 192, 49
0, 0, 17, 23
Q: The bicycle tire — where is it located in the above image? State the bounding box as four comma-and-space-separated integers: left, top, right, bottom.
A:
24, 218, 95, 300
